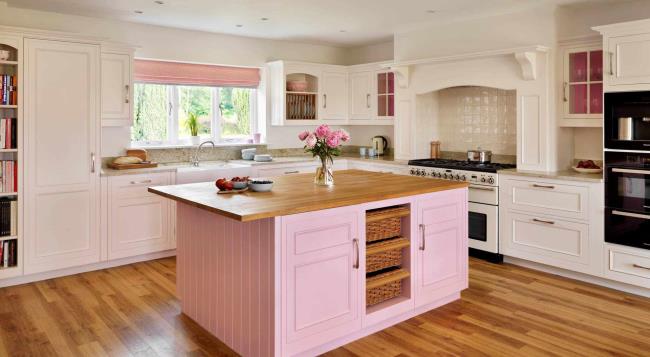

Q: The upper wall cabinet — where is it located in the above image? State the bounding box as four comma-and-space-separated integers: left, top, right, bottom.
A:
101, 47, 134, 127
594, 19, 650, 92
320, 71, 348, 120
349, 71, 373, 120
558, 42, 603, 127
347, 68, 394, 125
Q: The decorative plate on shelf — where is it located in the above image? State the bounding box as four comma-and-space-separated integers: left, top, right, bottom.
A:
572, 166, 602, 174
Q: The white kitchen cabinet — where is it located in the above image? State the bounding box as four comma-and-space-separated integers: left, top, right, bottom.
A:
501, 178, 589, 221
347, 161, 408, 175
107, 173, 173, 259
594, 19, 650, 91
320, 71, 348, 121
604, 243, 650, 288
560, 44, 603, 124
349, 71, 373, 120
101, 50, 133, 126
23, 38, 101, 274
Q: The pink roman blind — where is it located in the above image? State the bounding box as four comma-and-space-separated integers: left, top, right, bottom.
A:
134, 59, 260, 88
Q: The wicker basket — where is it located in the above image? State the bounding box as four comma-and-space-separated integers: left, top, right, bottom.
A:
366, 237, 410, 273
366, 206, 410, 242
366, 268, 410, 306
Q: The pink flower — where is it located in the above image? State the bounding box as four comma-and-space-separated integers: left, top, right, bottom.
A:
305, 133, 317, 148
298, 130, 310, 141
336, 129, 350, 142
326, 133, 340, 148
315, 124, 330, 139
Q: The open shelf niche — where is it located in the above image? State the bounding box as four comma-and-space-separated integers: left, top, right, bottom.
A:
285, 73, 318, 120
365, 204, 412, 314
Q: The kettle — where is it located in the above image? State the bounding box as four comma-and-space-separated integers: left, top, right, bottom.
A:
372, 136, 388, 156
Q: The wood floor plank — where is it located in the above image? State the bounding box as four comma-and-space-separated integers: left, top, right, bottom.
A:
0, 257, 648, 356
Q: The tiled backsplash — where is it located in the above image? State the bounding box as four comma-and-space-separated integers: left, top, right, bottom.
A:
438, 86, 516, 155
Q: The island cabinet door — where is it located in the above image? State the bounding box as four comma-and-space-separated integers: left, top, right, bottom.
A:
415, 189, 468, 308
282, 207, 362, 355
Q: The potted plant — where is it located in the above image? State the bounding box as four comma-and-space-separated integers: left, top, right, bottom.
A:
186, 112, 201, 145
298, 125, 350, 186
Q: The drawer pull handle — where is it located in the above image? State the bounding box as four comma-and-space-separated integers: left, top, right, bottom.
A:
352, 238, 359, 269
130, 180, 153, 185
532, 184, 554, 189
612, 168, 650, 175
419, 224, 426, 251
612, 210, 650, 220
284, 171, 299, 174
633, 264, 650, 271
470, 185, 495, 191
532, 218, 555, 225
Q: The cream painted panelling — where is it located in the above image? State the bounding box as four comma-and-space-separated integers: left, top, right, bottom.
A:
437, 86, 516, 155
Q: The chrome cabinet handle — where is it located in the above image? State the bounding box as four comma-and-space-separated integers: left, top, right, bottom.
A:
469, 185, 495, 191
323, 94, 327, 109
125, 84, 130, 104
609, 52, 614, 76
532, 218, 555, 225
633, 263, 650, 271
532, 184, 554, 189
612, 168, 650, 175
563, 82, 568, 102
352, 238, 359, 269
366, 94, 370, 108
91, 152, 96, 173
284, 170, 299, 174
130, 180, 152, 185
612, 210, 650, 220
419, 224, 426, 251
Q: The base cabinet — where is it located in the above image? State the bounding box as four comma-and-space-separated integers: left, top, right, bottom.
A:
107, 173, 173, 259
415, 190, 468, 307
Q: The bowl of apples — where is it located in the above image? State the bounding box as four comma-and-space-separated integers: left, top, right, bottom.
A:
572, 160, 602, 174
215, 176, 249, 194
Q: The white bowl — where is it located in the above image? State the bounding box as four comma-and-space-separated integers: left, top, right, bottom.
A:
232, 181, 248, 189
248, 179, 274, 192
254, 154, 273, 162
0, 50, 9, 61
572, 166, 602, 174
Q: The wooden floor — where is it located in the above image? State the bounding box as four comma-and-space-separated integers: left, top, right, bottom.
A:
0, 258, 648, 357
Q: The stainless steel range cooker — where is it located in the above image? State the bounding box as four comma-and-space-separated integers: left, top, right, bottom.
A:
408, 159, 516, 262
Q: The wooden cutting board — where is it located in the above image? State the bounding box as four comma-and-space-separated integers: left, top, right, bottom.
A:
108, 162, 158, 170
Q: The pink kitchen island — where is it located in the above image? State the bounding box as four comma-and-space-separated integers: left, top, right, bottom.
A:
149, 170, 468, 357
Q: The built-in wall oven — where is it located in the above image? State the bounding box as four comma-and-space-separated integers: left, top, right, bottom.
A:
604, 91, 650, 150
604, 151, 650, 250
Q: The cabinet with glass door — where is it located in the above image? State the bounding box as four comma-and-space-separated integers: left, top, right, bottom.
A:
562, 46, 603, 125
376, 71, 395, 120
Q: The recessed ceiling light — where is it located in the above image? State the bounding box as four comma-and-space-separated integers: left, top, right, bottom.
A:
236, 24, 243, 27
426, 10, 436, 14
260, 17, 269, 21
134, 10, 143, 14
154, 0, 164, 4
339, 30, 347, 33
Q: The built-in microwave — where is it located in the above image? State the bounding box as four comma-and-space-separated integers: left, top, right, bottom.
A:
604, 91, 650, 150
605, 151, 650, 250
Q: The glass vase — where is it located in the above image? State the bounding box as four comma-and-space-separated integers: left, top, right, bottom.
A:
314, 156, 334, 186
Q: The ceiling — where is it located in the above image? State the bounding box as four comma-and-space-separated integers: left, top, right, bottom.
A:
4, 0, 605, 47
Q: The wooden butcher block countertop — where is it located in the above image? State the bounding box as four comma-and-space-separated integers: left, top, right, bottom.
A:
148, 170, 468, 222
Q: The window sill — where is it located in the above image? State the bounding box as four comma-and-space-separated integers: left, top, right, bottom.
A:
130, 142, 266, 150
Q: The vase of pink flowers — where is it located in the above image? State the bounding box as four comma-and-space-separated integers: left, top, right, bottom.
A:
298, 125, 350, 186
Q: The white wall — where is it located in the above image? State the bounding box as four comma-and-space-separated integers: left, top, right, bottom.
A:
345, 41, 394, 65
557, 0, 650, 41
573, 128, 603, 160
0, 2, 356, 156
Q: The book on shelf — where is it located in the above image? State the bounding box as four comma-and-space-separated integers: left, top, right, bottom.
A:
0, 118, 16, 149
0, 239, 16, 268
0, 197, 16, 237
0, 160, 16, 193
0, 75, 17, 106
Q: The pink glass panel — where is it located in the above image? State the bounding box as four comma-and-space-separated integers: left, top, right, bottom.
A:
387, 72, 395, 94
569, 84, 588, 114
589, 82, 603, 114
569, 52, 588, 82
378, 95, 387, 116
387, 95, 394, 116
377, 73, 387, 94
589, 50, 603, 82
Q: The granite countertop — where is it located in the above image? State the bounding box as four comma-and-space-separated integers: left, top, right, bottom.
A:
149, 170, 468, 221
101, 156, 408, 176
498, 168, 603, 183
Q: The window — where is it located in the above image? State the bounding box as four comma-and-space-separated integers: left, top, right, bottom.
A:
132, 83, 257, 145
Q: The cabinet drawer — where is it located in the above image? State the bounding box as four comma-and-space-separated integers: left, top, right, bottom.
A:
502, 178, 589, 220
109, 172, 171, 199
255, 164, 316, 177
605, 245, 650, 288
501, 211, 591, 270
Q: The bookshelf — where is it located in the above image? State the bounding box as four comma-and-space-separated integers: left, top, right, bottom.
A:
0, 37, 21, 278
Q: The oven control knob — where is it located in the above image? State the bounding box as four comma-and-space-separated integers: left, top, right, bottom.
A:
410, 169, 416, 175
487, 177, 494, 184
454, 174, 460, 180
442, 173, 448, 179
436, 172, 442, 178
481, 177, 486, 183
460, 175, 466, 181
